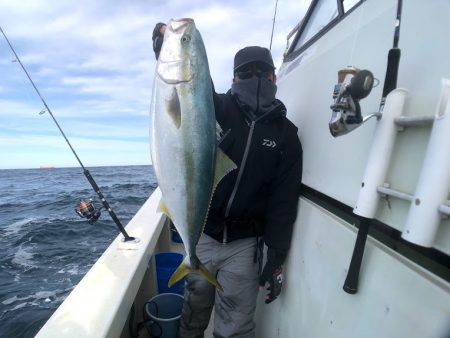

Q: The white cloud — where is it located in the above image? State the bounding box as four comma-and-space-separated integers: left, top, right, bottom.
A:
0, 0, 309, 169
0, 99, 43, 117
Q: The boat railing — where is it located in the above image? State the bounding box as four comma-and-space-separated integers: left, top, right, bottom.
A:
36, 188, 166, 338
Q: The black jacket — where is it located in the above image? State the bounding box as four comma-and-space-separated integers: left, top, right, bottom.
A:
204, 91, 303, 252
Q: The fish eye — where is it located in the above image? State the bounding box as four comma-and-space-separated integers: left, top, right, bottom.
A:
181, 35, 191, 43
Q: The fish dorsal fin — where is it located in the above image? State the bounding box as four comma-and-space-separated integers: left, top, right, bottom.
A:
199, 141, 236, 235
157, 199, 174, 221
165, 87, 181, 128
213, 147, 236, 193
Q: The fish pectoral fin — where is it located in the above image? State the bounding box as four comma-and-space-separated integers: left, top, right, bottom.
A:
213, 148, 237, 193
165, 87, 181, 128
157, 199, 173, 220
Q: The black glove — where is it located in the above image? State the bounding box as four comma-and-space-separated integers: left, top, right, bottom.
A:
152, 22, 166, 60
259, 248, 287, 304
259, 264, 283, 304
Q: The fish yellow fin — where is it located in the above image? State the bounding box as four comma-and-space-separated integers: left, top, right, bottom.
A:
198, 263, 223, 292
168, 258, 223, 292
168, 260, 190, 288
157, 200, 173, 220
198, 148, 236, 234
213, 148, 236, 192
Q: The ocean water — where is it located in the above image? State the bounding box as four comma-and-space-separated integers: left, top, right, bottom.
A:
0, 165, 157, 338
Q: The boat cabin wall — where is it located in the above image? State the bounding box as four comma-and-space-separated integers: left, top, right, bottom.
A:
255, 197, 450, 338
252, 0, 450, 336
277, 0, 450, 253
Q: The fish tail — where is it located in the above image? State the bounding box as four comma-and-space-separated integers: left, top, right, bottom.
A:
197, 262, 223, 292
168, 257, 223, 292
168, 259, 190, 288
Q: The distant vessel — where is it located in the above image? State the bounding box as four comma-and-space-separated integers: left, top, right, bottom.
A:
39, 164, 55, 169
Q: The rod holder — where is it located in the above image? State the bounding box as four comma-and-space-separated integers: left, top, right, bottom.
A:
354, 88, 408, 218
402, 79, 450, 247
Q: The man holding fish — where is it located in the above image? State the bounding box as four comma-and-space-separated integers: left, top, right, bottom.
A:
151, 19, 302, 338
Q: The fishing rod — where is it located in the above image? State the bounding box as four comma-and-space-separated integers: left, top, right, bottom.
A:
0, 26, 135, 242
343, 0, 403, 294
269, 0, 279, 51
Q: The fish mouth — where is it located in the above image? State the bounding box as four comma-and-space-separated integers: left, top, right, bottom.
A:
157, 72, 192, 84
169, 18, 194, 33
157, 60, 193, 84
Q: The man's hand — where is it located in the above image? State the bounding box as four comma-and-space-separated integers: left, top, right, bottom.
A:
259, 263, 283, 304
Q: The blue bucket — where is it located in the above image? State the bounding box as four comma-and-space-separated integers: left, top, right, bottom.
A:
170, 223, 183, 244
145, 293, 184, 338
155, 252, 185, 295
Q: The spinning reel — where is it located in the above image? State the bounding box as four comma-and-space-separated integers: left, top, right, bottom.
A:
329, 66, 379, 137
75, 199, 102, 224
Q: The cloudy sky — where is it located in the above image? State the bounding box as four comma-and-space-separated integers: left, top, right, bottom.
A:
0, 0, 308, 169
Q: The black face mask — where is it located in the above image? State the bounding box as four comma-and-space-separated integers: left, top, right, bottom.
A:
231, 77, 278, 117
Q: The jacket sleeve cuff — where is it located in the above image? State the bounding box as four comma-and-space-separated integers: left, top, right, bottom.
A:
267, 247, 288, 267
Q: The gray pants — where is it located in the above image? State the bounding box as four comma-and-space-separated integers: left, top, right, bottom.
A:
178, 234, 260, 338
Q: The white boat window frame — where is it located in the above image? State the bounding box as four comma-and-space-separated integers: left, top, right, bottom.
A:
292, 0, 339, 53
286, 0, 364, 61
343, 0, 362, 12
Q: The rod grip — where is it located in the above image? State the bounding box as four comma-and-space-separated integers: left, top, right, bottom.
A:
343, 217, 370, 294
382, 48, 401, 98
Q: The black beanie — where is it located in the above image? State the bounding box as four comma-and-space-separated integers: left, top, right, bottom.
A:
234, 46, 275, 71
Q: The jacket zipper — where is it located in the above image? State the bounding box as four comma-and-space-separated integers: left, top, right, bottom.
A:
223, 120, 256, 244
222, 79, 271, 244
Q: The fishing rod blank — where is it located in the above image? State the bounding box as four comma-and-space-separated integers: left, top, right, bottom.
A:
343, 0, 403, 294
269, 0, 279, 51
0, 25, 135, 242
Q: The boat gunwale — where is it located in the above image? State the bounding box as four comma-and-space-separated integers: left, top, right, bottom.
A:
36, 188, 165, 338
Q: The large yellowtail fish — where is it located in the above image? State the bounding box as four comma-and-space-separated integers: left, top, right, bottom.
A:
150, 18, 235, 291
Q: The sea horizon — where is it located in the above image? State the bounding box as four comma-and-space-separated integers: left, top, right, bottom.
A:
0, 163, 152, 171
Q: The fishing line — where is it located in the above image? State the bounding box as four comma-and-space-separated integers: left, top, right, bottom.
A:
0, 25, 135, 242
